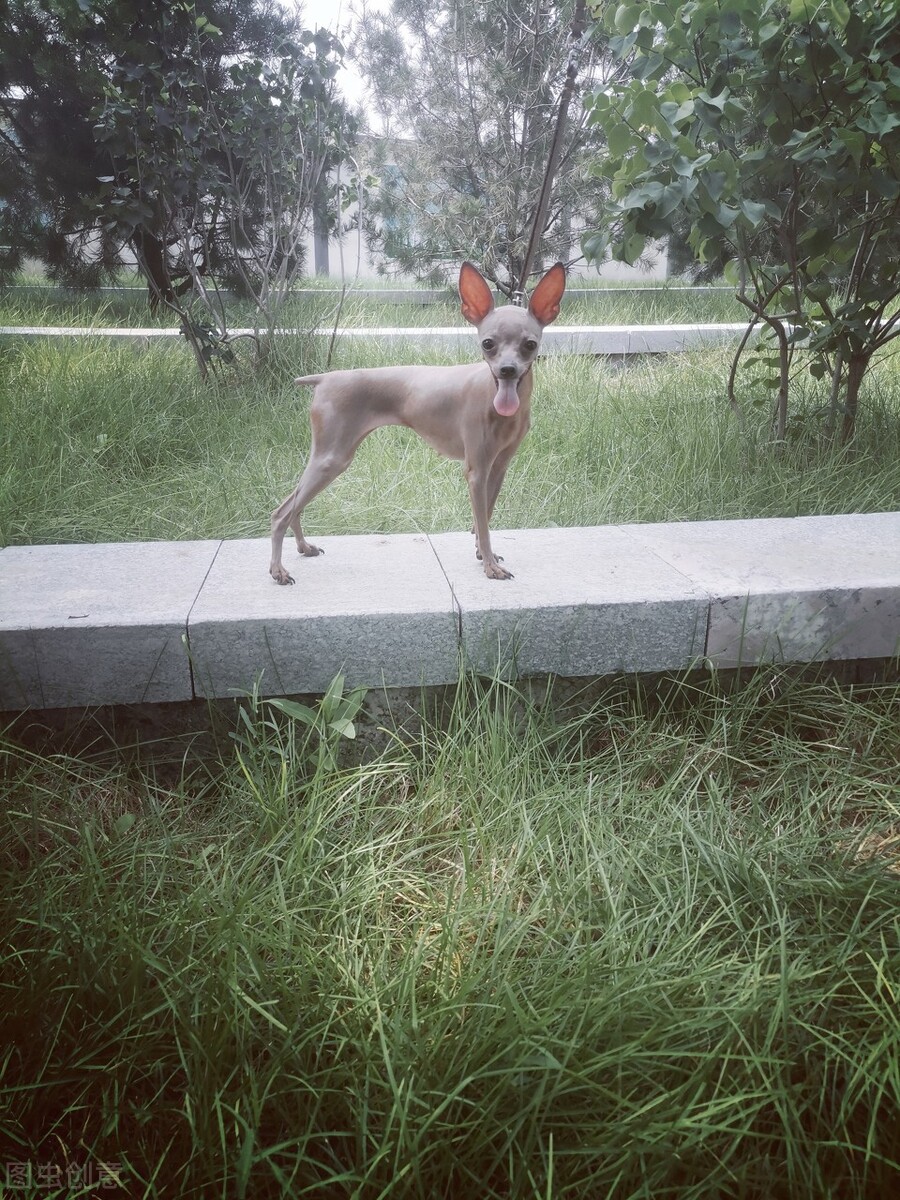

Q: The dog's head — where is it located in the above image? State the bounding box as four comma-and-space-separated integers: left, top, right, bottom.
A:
459, 262, 566, 416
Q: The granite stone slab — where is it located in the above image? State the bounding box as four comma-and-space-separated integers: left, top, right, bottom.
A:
0, 540, 219, 709
427, 526, 707, 677
187, 534, 459, 696
626, 323, 751, 353
624, 513, 900, 666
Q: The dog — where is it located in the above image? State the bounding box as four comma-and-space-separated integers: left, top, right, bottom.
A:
269, 260, 565, 583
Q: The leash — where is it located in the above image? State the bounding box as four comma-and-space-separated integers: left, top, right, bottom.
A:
515, 0, 587, 298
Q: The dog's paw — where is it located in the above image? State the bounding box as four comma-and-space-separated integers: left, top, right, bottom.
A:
270, 565, 295, 585
297, 543, 324, 558
484, 560, 513, 580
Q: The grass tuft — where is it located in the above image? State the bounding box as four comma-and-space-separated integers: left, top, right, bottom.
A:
2, 672, 899, 1196
1, 336, 898, 547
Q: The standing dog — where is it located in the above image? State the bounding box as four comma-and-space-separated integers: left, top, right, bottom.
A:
269, 261, 566, 584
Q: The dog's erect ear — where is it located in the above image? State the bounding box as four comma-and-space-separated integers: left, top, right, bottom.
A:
459, 262, 496, 326
528, 262, 566, 327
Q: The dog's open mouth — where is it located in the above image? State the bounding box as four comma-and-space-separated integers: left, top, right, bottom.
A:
493, 374, 520, 417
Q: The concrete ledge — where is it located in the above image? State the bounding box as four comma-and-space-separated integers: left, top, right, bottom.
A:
188, 534, 459, 696
0, 323, 752, 356
428, 528, 707, 677
2, 514, 898, 710
628, 513, 900, 667
0, 540, 218, 708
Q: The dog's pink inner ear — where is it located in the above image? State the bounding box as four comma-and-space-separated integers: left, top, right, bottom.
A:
459, 263, 495, 325
529, 264, 566, 326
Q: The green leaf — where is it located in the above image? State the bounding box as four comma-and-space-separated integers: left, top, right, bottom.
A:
788, 0, 817, 21
703, 170, 728, 202
696, 89, 727, 112
607, 122, 633, 158
630, 87, 660, 127
870, 171, 900, 199
614, 4, 639, 34
739, 199, 769, 227
622, 182, 664, 209
829, 0, 851, 27
835, 127, 865, 165
623, 231, 647, 264
582, 229, 610, 263
657, 181, 686, 218
859, 101, 900, 138
659, 99, 695, 126
673, 151, 709, 176
267, 698, 317, 725
328, 718, 357, 740
322, 672, 348, 714
114, 812, 136, 836
667, 82, 692, 104
586, 90, 610, 116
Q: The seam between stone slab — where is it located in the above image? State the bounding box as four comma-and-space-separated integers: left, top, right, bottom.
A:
184, 539, 225, 700
427, 527, 716, 677
184, 534, 462, 696
611, 524, 716, 659
615, 515, 900, 665
424, 533, 464, 646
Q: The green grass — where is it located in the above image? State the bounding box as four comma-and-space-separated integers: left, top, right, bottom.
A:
0, 280, 748, 329
2, 670, 899, 1196
1, 334, 898, 547
1, 306, 898, 1195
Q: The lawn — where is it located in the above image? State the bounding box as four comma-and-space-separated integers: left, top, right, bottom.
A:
1, 304, 899, 1197
1, 331, 899, 548
2, 671, 899, 1196
0, 276, 748, 330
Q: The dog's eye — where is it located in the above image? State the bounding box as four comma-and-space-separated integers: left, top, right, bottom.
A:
523, 338, 538, 353
481, 337, 496, 352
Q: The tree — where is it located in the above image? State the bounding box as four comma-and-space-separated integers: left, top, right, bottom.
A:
1, 0, 352, 356
1, 0, 120, 285
353, 0, 624, 294
93, 8, 353, 369
583, 0, 900, 442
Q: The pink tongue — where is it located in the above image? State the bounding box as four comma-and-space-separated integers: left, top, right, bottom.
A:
493, 377, 520, 416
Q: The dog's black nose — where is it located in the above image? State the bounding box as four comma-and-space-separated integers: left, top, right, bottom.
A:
498, 364, 518, 378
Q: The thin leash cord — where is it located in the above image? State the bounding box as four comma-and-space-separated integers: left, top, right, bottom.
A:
515, 0, 587, 300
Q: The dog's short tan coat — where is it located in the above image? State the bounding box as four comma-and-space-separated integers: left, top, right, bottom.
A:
269, 261, 566, 584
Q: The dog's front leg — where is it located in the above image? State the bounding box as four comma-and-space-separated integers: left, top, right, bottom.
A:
466, 463, 513, 580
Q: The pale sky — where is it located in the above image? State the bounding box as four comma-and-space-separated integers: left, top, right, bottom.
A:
298, 0, 353, 34
292, 0, 390, 106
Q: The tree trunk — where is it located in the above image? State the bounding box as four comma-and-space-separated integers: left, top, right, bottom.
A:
841, 352, 869, 446
825, 349, 844, 440
131, 226, 175, 312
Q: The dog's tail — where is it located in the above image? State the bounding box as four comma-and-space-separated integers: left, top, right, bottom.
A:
294, 374, 324, 387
